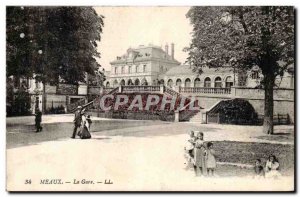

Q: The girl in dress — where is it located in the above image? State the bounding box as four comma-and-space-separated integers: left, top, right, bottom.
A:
184, 131, 197, 169
265, 155, 280, 178
193, 132, 207, 176
206, 142, 216, 176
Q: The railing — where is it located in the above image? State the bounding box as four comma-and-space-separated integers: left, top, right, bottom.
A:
121, 85, 161, 93
180, 87, 231, 94
103, 87, 114, 94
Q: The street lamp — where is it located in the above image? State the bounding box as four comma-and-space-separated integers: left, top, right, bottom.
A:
38, 50, 43, 55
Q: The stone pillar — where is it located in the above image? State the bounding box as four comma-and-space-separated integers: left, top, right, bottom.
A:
201, 111, 207, 124
118, 86, 122, 93
231, 86, 236, 97
174, 111, 179, 122
160, 85, 164, 94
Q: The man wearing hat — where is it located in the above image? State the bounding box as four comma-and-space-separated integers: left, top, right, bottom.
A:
71, 106, 83, 138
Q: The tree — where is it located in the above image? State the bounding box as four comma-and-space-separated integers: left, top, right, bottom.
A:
6, 7, 105, 113
185, 6, 294, 134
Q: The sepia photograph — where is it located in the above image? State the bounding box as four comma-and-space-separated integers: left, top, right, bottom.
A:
5, 5, 295, 192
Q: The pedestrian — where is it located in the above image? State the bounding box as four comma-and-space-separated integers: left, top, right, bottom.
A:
206, 142, 216, 176
35, 108, 42, 132
193, 132, 207, 176
71, 106, 82, 139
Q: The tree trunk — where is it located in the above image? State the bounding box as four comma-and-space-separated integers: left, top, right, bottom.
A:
42, 80, 46, 114
263, 74, 275, 134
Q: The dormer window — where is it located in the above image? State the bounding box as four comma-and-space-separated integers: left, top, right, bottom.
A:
251, 71, 259, 79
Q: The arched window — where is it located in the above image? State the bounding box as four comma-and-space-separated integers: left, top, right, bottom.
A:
159, 79, 165, 85
214, 77, 222, 88
185, 78, 191, 87
127, 79, 133, 85
134, 79, 140, 85
176, 79, 182, 87
120, 79, 125, 86
225, 76, 233, 88
204, 77, 211, 88
167, 79, 173, 87
194, 78, 201, 87
141, 78, 148, 86
113, 80, 118, 87
106, 82, 110, 88
121, 66, 125, 74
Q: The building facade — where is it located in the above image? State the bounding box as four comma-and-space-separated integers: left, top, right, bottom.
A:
105, 43, 295, 90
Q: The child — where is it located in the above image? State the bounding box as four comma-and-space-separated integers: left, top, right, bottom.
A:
265, 155, 281, 178
186, 131, 196, 159
184, 131, 196, 169
194, 132, 207, 176
206, 142, 216, 176
254, 159, 264, 178
86, 115, 92, 131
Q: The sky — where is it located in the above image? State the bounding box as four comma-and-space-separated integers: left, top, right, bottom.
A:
94, 7, 193, 71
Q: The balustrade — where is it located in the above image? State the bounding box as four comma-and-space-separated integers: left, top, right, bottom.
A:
179, 87, 231, 94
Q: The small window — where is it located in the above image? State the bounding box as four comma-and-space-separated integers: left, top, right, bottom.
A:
121, 66, 124, 74
114, 67, 118, 74
129, 66, 132, 74
143, 65, 147, 72
136, 65, 139, 73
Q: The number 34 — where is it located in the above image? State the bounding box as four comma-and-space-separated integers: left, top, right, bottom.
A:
25, 179, 31, 184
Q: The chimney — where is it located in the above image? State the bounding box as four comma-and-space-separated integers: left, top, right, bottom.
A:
171, 43, 174, 60
165, 43, 169, 55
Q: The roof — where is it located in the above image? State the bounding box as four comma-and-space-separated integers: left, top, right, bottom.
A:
110, 44, 180, 65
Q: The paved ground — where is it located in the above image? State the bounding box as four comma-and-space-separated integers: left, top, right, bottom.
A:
6, 115, 295, 191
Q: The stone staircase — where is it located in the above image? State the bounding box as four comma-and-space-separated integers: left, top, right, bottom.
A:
187, 111, 202, 122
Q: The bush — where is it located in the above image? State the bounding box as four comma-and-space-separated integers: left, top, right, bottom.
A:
7, 89, 31, 116
46, 105, 66, 114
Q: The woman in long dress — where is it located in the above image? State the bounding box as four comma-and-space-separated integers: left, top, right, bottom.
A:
80, 114, 92, 139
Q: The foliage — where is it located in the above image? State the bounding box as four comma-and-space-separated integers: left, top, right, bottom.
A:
185, 6, 294, 134
185, 6, 294, 77
7, 88, 32, 116
6, 6, 105, 85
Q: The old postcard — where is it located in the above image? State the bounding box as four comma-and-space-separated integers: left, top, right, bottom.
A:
6, 6, 295, 192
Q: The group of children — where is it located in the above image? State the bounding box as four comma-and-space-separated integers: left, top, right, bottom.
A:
185, 131, 216, 177
185, 130, 281, 179
254, 155, 281, 179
